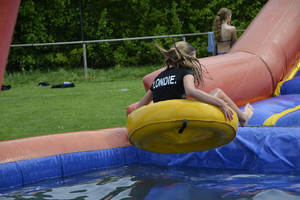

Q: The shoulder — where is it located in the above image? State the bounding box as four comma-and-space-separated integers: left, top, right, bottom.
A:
229, 25, 236, 32
163, 66, 193, 76
181, 67, 194, 75
223, 23, 236, 31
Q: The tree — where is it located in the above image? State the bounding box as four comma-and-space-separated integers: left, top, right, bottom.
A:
7, 0, 267, 72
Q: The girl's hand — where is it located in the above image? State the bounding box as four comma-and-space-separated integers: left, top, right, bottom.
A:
219, 101, 234, 121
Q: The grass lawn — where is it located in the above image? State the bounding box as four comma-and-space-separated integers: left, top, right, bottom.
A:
0, 66, 159, 141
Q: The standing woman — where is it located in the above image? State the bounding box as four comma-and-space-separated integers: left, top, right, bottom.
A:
213, 8, 237, 55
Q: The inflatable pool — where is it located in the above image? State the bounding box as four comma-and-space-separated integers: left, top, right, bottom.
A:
1, 0, 300, 197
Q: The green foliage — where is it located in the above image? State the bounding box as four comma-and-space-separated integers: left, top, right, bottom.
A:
7, 0, 267, 72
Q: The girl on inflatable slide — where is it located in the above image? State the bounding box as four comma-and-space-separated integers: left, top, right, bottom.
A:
136, 38, 253, 127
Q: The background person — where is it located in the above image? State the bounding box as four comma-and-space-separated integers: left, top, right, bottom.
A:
213, 8, 237, 55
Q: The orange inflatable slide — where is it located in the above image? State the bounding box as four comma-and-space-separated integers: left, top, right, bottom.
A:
1, 0, 300, 190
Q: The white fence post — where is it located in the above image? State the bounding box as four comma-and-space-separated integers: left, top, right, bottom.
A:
82, 43, 88, 77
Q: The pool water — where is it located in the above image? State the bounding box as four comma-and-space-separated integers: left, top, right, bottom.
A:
1, 164, 300, 200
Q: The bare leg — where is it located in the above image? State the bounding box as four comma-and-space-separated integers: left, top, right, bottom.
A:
209, 88, 253, 127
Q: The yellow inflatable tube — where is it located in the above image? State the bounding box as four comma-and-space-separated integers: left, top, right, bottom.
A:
126, 99, 238, 154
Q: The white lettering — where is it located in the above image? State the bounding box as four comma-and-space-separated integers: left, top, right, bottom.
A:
170, 75, 175, 84
152, 75, 176, 89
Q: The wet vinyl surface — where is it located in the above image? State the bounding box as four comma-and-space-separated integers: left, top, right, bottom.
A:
1, 164, 300, 200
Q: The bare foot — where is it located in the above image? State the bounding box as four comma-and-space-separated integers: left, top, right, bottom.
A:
240, 103, 254, 127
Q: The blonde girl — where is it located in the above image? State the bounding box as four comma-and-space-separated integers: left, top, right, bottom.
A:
137, 39, 253, 127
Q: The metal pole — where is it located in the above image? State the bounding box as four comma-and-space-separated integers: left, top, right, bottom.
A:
78, 0, 88, 77
83, 43, 88, 76
10, 31, 244, 48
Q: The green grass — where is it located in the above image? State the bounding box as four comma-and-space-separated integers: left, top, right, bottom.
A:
2, 65, 160, 86
0, 66, 161, 141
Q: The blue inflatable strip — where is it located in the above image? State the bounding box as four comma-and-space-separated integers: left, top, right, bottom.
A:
239, 94, 300, 126
0, 147, 138, 190
296, 70, 300, 77
135, 127, 300, 172
1, 127, 300, 190
263, 105, 300, 126
280, 76, 300, 95
275, 109, 300, 126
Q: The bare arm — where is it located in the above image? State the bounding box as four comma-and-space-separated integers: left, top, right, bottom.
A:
136, 89, 153, 109
231, 26, 237, 43
183, 75, 233, 121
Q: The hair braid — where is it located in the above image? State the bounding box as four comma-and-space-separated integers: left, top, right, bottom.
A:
213, 16, 222, 41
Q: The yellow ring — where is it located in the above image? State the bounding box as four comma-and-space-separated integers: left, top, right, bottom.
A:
126, 99, 238, 153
